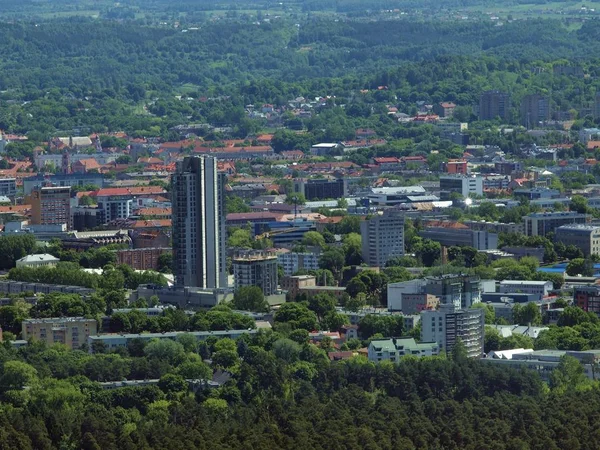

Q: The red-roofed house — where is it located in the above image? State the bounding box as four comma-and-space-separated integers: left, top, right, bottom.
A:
373, 157, 401, 171
72, 158, 101, 174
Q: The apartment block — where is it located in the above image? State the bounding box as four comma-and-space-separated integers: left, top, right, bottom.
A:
421, 304, 484, 358
277, 251, 319, 276
368, 337, 439, 363
479, 90, 511, 121
573, 286, 600, 317
22, 317, 97, 349
360, 209, 405, 267
29, 185, 71, 229
233, 250, 279, 296
116, 247, 171, 271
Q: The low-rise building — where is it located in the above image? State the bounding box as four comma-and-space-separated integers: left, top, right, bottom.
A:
483, 349, 600, 382
439, 175, 483, 199
419, 222, 498, 250
499, 280, 553, 301
87, 329, 258, 353
368, 337, 439, 363
22, 317, 97, 349
16, 253, 60, 268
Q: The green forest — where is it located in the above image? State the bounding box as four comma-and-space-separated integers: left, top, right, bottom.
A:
0, 331, 597, 450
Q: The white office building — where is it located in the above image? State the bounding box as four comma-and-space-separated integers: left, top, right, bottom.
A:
499, 280, 553, 301
361, 209, 405, 267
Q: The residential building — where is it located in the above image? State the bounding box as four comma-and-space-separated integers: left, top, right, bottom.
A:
29, 185, 71, 229
172, 156, 227, 289
439, 175, 483, 198
432, 102, 456, 118
233, 250, 279, 296
520, 94, 550, 128
22, 317, 97, 349
555, 224, 600, 256
16, 253, 60, 268
523, 212, 590, 237
482, 175, 511, 191
368, 337, 439, 363
94, 189, 134, 224
421, 304, 485, 358
419, 221, 498, 250
479, 90, 511, 121
23, 173, 104, 195
0, 178, 16, 198
494, 161, 523, 175
293, 177, 347, 200
277, 251, 319, 276
116, 248, 171, 271
444, 159, 468, 175
499, 280, 553, 301
573, 286, 600, 317
0, 280, 93, 296
87, 329, 258, 353
71, 206, 101, 231
361, 209, 405, 267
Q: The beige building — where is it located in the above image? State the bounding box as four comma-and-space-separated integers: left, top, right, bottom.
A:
22, 317, 97, 349
555, 224, 600, 256
29, 185, 71, 229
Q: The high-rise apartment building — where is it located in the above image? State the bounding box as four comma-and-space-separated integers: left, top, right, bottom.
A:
479, 90, 511, 121
520, 94, 550, 128
172, 156, 227, 288
29, 185, 71, 229
421, 304, 484, 358
233, 250, 278, 296
360, 209, 405, 267
22, 317, 97, 350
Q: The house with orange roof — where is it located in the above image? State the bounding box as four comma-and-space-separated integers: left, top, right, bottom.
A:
72, 158, 101, 174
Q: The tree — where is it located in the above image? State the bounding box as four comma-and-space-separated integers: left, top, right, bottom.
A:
177, 333, 199, 353
416, 239, 441, 267
451, 337, 468, 363
232, 286, 269, 312
307, 293, 337, 319
272, 338, 302, 362
319, 248, 345, 279
144, 339, 186, 366
569, 195, 589, 214
557, 306, 599, 327
301, 231, 326, 248
513, 302, 542, 326
471, 303, 496, 324
0, 361, 38, 392
346, 277, 368, 298
567, 258, 594, 277
549, 355, 589, 392
228, 229, 253, 249
157, 253, 173, 273
274, 303, 318, 331
177, 360, 212, 380
286, 192, 306, 206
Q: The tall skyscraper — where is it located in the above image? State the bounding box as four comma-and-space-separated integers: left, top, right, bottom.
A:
172, 156, 227, 289
479, 90, 511, 121
520, 94, 550, 128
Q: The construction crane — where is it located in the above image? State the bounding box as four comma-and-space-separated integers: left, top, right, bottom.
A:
254, 227, 299, 241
